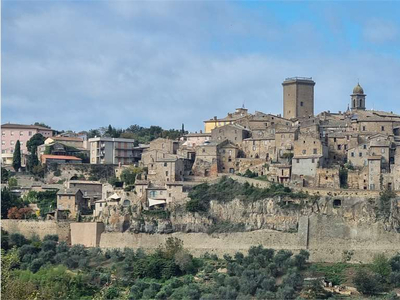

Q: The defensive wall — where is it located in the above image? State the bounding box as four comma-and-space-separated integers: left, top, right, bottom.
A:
1, 219, 70, 243
3, 216, 400, 263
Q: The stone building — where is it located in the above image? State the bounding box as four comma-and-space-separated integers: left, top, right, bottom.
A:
211, 124, 250, 145
242, 136, 275, 160
181, 132, 211, 148
203, 107, 249, 133
218, 140, 239, 174
67, 180, 103, 209
56, 188, 86, 218
282, 77, 315, 119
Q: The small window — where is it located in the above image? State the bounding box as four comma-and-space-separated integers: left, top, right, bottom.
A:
29, 131, 32, 136
1, 131, 4, 136
19, 131, 23, 136
10, 131, 14, 136
300, 101, 304, 107
302, 150, 306, 154
296, 159, 300, 163
362, 126, 366, 131
312, 158, 315, 163
10, 141, 15, 145
359, 152, 362, 157
333, 138, 337, 143
381, 126, 385, 131
164, 162, 167, 167
381, 149, 385, 154
333, 199, 342, 208
351, 152, 355, 157
363, 145, 367, 149
202, 149, 205, 153
337, 145, 341, 150
166, 171, 169, 176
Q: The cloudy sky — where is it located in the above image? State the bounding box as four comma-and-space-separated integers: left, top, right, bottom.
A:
2, 1, 400, 132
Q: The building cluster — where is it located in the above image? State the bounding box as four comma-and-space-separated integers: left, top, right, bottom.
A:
2, 76, 400, 219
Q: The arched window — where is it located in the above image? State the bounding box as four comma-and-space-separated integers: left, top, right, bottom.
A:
359, 99, 362, 107
353, 99, 356, 107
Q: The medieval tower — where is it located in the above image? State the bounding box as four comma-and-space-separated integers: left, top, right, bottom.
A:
282, 77, 315, 119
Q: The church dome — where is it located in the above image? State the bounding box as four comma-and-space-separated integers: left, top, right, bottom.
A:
353, 83, 364, 94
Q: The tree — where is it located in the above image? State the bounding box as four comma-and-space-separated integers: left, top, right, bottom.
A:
33, 122, 51, 129
1, 167, 10, 183
1, 187, 23, 218
26, 133, 45, 172
12, 140, 22, 172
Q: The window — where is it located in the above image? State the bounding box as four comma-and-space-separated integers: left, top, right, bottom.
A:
10, 141, 14, 145
337, 145, 341, 150
1, 150, 5, 154
302, 150, 306, 154
363, 145, 367, 149
99, 203, 102, 207
1, 131, 4, 136
29, 131, 32, 136
312, 158, 315, 163
344, 145, 347, 150
229, 150, 232, 155
166, 171, 168, 176
10, 131, 14, 136
313, 148, 317, 154
381, 126, 385, 131
1, 141, 4, 145
19, 131, 23, 136
253, 146, 256, 151
362, 126, 366, 131
300, 101, 304, 107
296, 159, 299, 163
11, 149, 14, 153
381, 149, 385, 154
359, 152, 362, 157
202, 149, 205, 153
164, 162, 167, 167
333, 138, 337, 142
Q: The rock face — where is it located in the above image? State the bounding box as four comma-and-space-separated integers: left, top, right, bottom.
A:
94, 193, 400, 235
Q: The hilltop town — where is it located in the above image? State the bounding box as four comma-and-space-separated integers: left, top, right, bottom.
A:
3, 77, 400, 298
2, 77, 400, 251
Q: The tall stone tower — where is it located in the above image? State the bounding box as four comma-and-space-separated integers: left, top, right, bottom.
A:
282, 77, 315, 119
351, 83, 366, 110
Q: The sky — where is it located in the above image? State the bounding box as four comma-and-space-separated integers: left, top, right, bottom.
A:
2, 1, 400, 132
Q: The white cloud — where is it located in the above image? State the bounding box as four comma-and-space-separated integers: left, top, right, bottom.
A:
2, 2, 400, 132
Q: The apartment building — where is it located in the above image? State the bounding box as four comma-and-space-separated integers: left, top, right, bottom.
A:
1, 123, 54, 165
89, 137, 135, 165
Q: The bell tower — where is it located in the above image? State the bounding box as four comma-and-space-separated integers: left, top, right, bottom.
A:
351, 83, 366, 110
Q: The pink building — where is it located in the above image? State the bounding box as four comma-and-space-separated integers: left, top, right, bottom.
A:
1, 123, 54, 166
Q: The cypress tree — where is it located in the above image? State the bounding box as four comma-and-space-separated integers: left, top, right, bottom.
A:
12, 140, 21, 172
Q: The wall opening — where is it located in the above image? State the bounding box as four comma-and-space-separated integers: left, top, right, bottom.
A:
333, 199, 342, 208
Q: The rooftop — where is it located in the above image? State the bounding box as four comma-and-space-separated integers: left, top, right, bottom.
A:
1, 123, 53, 131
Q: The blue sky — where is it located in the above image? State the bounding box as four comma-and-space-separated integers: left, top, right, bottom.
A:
2, 1, 400, 132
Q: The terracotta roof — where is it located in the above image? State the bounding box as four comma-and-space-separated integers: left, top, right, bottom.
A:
42, 155, 82, 161
1, 123, 53, 131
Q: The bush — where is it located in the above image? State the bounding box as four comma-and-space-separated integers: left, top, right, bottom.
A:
9, 233, 29, 248
29, 258, 45, 273
353, 268, 382, 295
43, 235, 59, 242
